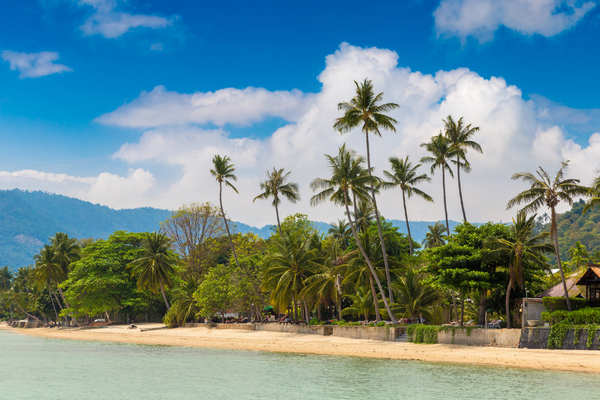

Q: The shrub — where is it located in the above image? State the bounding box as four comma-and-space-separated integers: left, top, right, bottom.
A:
407, 325, 441, 344
541, 307, 600, 325
542, 297, 589, 312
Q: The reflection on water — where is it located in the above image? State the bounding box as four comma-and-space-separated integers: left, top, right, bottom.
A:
1, 330, 598, 400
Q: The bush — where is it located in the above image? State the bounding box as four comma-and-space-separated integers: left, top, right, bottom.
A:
547, 323, 600, 349
309, 317, 319, 325
541, 307, 600, 325
542, 297, 589, 312
407, 325, 441, 344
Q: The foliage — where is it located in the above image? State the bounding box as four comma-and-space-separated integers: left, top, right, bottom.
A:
194, 264, 234, 322
406, 324, 441, 344
541, 307, 600, 325
550, 199, 600, 263
542, 296, 589, 313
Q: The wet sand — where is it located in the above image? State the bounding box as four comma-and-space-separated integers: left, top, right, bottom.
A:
4, 323, 600, 374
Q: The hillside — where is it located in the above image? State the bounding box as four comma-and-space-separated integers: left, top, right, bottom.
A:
554, 199, 600, 261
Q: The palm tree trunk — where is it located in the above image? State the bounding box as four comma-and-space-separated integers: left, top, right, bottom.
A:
460, 293, 464, 326
551, 207, 571, 312
442, 166, 450, 236
456, 155, 467, 222
344, 191, 397, 323
364, 133, 394, 304
369, 274, 381, 322
402, 189, 413, 256
275, 201, 283, 238
160, 280, 171, 310
451, 290, 458, 321
48, 286, 60, 323
506, 275, 513, 329
15, 302, 46, 327
219, 181, 241, 269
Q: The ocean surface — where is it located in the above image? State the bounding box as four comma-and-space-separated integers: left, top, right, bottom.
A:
1, 329, 599, 400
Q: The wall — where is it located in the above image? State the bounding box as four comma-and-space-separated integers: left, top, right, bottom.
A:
519, 327, 600, 350
436, 328, 521, 348
332, 326, 398, 342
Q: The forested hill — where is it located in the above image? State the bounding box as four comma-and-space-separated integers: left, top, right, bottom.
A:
554, 199, 600, 260
0, 189, 462, 270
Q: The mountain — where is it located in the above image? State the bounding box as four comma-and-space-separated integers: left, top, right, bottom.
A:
553, 199, 600, 261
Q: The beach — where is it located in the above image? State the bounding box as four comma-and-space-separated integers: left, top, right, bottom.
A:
3, 323, 599, 374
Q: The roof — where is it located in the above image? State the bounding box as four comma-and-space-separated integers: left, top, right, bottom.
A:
575, 264, 600, 285
535, 276, 582, 298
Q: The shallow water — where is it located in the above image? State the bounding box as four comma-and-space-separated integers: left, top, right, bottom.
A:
1, 329, 598, 400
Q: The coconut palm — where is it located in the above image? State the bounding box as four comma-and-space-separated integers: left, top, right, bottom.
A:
443, 116, 482, 222
167, 277, 200, 326
211, 154, 241, 269
253, 168, 300, 237
342, 286, 374, 322
567, 241, 589, 273
50, 232, 81, 275
584, 174, 600, 213
334, 78, 399, 303
353, 199, 376, 233
384, 156, 433, 255
310, 145, 397, 323
421, 133, 460, 235
422, 222, 447, 249
0, 266, 13, 292
301, 258, 346, 321
485, 212, 554, 328
392, 269, 439, 321
328, 219, 351, 258
33, 245, 68, 310
129, 231, 176, 310
507, 161, 589, 311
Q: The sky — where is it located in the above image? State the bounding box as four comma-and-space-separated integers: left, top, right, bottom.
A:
1, 0, 600, 227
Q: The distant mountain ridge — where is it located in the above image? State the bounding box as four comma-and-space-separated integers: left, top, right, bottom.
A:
0, 189, 463, 270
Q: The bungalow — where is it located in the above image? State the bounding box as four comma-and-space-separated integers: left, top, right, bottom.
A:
575, 264, 600, 307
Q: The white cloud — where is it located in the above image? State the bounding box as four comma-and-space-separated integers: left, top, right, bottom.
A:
6, 43, 600, 227
434, 0, 596, 43
77, 0, 173, 39
96, 85, 314, 128
1, 51, 72, 79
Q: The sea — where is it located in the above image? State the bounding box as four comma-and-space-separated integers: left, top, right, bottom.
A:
1, 329, 599, 399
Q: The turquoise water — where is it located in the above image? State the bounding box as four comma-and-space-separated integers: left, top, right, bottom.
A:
1, 330, 599, 400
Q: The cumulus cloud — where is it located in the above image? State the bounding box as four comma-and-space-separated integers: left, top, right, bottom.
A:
0, 168, 156, 209
6, 43, 600, 227
1, 51, 72, 79
96, 86, 313, 128
434, 0, 596, 43
77, 0, 173, 39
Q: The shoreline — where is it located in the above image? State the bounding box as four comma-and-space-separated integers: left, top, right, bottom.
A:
4, 324, 600, 374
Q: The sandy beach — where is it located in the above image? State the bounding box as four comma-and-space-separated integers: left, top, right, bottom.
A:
3, 323, 599, 374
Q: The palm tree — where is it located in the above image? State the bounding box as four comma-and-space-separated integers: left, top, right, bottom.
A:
342, 286, 374, 322
253, 168, 300, 237
334, 78, 399, 304
421, 133, 460, 235
507, 161, 589, 311
567, 241, 589, 272
328, 219, 351, 258
0, 266, 13, 292
301, 258, 345, 321
211, 154, 241, 269
584, 174, 600, 213
50, 232, 81, 275
384, 156, 433, 255
33, 245, 68, 311
443, 116, 482, 222
422, 222, 447, 249
353, 199, 376, 233
392, 269, 439, 322
167, 277, 200, 326
310, 145, 397, 323
129, 231, 176, 310
485, 212, 554, 328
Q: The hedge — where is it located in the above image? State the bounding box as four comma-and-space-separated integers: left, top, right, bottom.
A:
542, 296, 589, 312
541, 307, 600, 325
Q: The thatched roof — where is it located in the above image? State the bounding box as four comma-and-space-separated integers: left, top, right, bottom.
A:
535, 276, 583, 298
575, 265, 600, 286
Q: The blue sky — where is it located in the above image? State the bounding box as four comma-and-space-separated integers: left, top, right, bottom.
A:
1, 0, 600, 226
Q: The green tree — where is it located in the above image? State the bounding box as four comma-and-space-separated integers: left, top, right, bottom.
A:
211, 154, 242, 269
342, 286, 374, 322
392, 269, 438, 321
0, 266, 13, 291
328, 219, 351, 258
129, 231, 177, 310
485, 213, 554, 328
334, 78, 399, 304
567, 241, 589, 273
443, 115, 482, 222
254, 168, 300, 237
33, 245, 68, 312
194, 264, 234, 323
384, 155, 433, 255
164, 277, 200, 327
507, 161, 589, 311
310, 145, 397, 323
421, 133, 460, 235
422, 222, 447, 249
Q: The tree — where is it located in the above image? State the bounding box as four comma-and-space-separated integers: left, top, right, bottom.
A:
50, 232, 81, 275
34, 245, 68, 312
584, 174, 600, 213
567, 241, 589, 273
392, 269, 438, 322
211, 155, 241, 269
334, 78, 399, 304
342, 286, 374, 322
485, 213, 554, 328
194, 265, 234, 323
422, 222, 447, 249
328, 219, 351, 258
443, 116, 482, 222
254, 168, 300, 237
129, 231, 177, 310
507, 161, 589, 311
0, 266, 13, 292
384, 155, 433, 255
310, 145, 397, 323
164, 277, 200, 327
421, 133, 460, 235
160, 202, 227, 275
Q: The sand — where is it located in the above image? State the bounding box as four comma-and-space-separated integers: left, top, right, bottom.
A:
3, 323, 600, 374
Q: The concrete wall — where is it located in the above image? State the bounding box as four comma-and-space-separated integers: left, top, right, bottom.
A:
254, 323, 333, 336
520, 327, 600, 350
332, 326, 398, 342
437, 328, 521, 348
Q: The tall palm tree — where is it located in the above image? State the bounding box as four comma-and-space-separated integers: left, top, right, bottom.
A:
310, 145, 397, 323
443, 116, 482, 222
421, 133, 460, 235
129, 231, 176, 310
253, 168, 300, 237
507, 161, 589, 312
392, 269, 439, 321
384, 156, 433, 255
211, 154, 241, 269
334, 78, 399, 304
0, 266, 13, 292
33, 245, 68, 311
485, 212, 554, 328
50, 232, 81, 275
328, 219, 351, 259
422, 222, 447, 249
